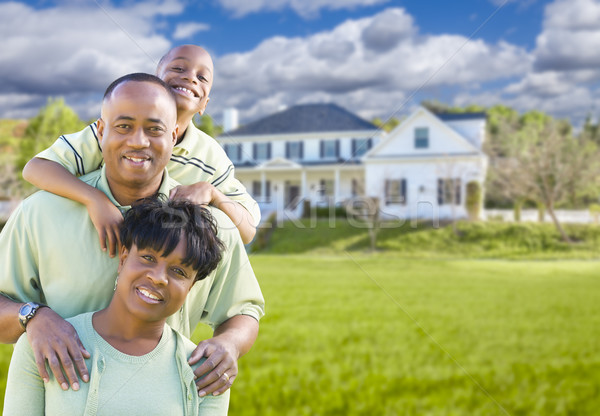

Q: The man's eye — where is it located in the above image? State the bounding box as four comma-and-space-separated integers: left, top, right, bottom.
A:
115, 124, 130, 130
147, 126, 165, 135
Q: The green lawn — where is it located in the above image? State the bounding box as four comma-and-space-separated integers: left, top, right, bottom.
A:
1, 256, 599, 415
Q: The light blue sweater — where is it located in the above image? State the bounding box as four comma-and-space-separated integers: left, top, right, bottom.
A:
3, 312, 229, 416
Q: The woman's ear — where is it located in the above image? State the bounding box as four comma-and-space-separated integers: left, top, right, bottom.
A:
117, 245, 129, 274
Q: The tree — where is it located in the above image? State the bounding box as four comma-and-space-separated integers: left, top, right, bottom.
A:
372, 116, 401, 132
194, 114, 223, 137
488, 116, 599, 242
18, 98, 84, 172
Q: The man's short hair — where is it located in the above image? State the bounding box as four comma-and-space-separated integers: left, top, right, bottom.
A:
103, 73, 176, 104
120, 198, 224, 282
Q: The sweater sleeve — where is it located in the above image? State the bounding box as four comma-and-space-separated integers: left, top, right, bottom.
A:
3, 334, 45, 416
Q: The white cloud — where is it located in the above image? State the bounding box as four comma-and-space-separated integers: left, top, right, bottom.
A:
210, 7, 531, 123
216, 0, 390, 19
0, 0, 180, 118
173, 22, 210, 39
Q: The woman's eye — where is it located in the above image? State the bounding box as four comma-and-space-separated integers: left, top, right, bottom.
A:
172, 267, 187, 278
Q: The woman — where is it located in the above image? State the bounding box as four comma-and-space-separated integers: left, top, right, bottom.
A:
4, 198, 228, 415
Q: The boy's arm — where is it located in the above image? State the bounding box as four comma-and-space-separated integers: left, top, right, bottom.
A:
170, 182, 256, 243
23, 158, 122, 256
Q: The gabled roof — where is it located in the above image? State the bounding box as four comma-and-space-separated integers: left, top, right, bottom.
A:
223, 103, 378, 137
436, 112, 487, 121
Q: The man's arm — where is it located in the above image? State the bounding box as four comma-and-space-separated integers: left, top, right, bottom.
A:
188, 315, 259, 397
0, 295, 90, 390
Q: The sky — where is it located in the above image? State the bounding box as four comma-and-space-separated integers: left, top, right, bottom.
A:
1, 0, 599, 127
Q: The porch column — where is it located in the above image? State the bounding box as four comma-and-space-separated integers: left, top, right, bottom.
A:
334, 168, 340, 203
301, 170, 307, 199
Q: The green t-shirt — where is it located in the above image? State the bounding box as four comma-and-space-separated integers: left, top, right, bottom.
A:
0, 167, 265, 335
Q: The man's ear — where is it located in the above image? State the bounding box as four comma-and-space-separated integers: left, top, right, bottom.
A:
197, 96, 210, 116
172, 125, 179, 145
96, 118, 105, 144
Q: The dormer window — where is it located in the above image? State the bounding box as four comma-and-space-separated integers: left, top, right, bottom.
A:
224, 143, 241, 162
320, 140, 339, 159
352, 138, 372, 157
286, 141, 303, 160
253, 142, 271, 161
415, 127, 429, 149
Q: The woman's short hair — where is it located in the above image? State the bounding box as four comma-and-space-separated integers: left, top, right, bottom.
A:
120, 197, 224, 282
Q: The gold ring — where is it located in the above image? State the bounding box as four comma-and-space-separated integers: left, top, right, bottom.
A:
223, 372, 230, 382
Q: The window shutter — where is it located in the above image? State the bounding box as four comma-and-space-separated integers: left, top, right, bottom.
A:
401, 179, 407, 204
266, 181, 271, 199
300, 141, 304, 159
253, 143, 257, 161
455, 178, 461, 205
335, 140, 340, 158
368, 138, 373, 150
351, 139, 356, 157
285, 142, 290, 159
437, 179, 444, 205
320, 140, 324, 158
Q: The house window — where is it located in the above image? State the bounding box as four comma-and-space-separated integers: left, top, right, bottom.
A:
320, 140, 339, 159
351, 178, 364, 197
385, 179, 407, 205
252, 180, 271, 202
286, 141, 303, 160
352, 138, 372, 157
319, 179, 334, 198
415, 127, 429, 149
437, 178, 461, 205
253, 142, 271, 161
223, 143, 241, 161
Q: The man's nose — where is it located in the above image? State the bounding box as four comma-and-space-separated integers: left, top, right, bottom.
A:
127, 128, 150, 148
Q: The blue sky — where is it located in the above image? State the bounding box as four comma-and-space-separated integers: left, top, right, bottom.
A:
1, 0, 599, 127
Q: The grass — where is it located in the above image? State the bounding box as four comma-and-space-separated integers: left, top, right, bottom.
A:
223, 256, 599, 415
258, 218, 600, 259
1, 257, 599, 414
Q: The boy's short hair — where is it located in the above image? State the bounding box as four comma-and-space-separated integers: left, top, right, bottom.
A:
120, 197, 224, 282
103, 72, 176, 104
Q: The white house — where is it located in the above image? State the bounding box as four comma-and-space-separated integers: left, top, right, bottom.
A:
217, 104, 487, 222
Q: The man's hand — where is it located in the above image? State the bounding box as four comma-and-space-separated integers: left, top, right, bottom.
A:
85, 192, 123, 257
25, 307, 90, 391
188, 337, 238, 397
170, 182, 215, 206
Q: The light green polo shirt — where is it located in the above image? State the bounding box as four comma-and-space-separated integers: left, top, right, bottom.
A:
4, 312, 229, 416
36, 122, 260, 226
0, 167, 265, 336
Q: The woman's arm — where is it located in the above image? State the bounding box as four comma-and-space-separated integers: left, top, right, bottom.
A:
3, 334, 46, 416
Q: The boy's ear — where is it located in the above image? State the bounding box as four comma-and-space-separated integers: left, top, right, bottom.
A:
197, 96, 210, 116
96, 118, 105, 143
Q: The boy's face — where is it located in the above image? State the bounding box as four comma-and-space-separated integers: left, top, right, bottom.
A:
97, 80, 178, 191
156, 45, 214, 118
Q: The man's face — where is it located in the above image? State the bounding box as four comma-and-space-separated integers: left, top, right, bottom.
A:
97, 81, 178, 191
156, 45, 214, 118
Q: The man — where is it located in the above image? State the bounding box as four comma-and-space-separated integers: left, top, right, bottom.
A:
0, 73, 264, 398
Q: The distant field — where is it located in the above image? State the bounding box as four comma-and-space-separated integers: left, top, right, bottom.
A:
1, 257, 599, 415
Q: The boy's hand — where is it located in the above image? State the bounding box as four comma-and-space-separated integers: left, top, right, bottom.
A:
169, 182, 216, 206
188, 337, 238, 397
86, 193, 123, 257
26, 307, 91, 391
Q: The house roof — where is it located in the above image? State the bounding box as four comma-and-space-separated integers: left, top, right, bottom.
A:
435, 112, 487, 121
222, 103, 378, 137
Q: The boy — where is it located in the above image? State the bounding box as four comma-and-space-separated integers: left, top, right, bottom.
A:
23, 44, 258, 252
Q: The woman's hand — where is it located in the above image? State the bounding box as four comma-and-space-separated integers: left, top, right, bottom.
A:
85, 192, 123, 257
189, 337, 238, 397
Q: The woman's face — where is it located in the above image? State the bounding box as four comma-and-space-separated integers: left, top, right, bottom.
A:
115, 238, 197, 323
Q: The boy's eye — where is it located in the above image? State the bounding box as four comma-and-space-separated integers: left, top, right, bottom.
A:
197, 74, 208, 82
141, 254, 155, 262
